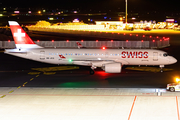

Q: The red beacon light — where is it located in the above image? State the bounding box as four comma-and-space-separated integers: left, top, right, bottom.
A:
136, 34, 138, 36
124, 33, 126, 35
143, 35, 145, 37
37, 40, 40, 42
166, 37, 170, 40
126, 40, 129, 42
8, 40, 11, 42
130, 34, 132, 36
81, 40, 84, 42
66, 40, 69, 42
102, 46, 106, 50
150, 36, 152, 38
141, 40, 144, 42
111, 40, 113, 42
153, 40, 155, 42
52, 40, 54, 42
96, 40, 98, 42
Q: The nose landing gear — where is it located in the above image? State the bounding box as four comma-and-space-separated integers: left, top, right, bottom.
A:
160, 65, 164, 72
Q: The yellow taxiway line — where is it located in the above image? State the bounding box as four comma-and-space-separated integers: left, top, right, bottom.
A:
31, 66, 79, 72
126, 67, 173, 73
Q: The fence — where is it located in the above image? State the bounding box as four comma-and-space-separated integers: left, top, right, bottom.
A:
0, 40, 169, 49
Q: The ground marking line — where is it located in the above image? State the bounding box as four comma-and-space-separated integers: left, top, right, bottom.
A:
128, 96, 137, 120
17, 86, 21, 89
8, 90, 14, 94
1, 75, 38, 98
0, 95, 6, 98
176, 96, 180, 120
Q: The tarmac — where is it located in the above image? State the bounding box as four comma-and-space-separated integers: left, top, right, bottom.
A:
0, 29, 180, 120
0, 87, 179, 120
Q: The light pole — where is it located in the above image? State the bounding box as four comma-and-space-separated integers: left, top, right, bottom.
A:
125, 0, 127, 24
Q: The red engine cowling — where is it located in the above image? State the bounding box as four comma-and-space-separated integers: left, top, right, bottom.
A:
104, 63, 122, 73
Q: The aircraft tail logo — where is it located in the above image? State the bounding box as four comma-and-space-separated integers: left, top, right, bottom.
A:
59, 55, 66, 59
8, 21, 42, 49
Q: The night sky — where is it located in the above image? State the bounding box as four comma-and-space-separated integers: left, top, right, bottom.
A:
1, 0, 180, 12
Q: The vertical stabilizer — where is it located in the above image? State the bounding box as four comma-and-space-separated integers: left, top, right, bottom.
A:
8, 21, 42, 49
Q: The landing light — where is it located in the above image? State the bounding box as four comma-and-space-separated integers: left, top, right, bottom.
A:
176, 78, 180, 82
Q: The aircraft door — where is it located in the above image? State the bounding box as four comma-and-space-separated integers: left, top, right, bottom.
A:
40, 51, 45, 60
153, 52, 158, 61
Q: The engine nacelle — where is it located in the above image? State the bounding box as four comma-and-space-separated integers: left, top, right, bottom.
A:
104, 63, 122, 73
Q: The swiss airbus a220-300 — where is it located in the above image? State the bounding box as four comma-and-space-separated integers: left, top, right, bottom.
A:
5, 21, 177, 75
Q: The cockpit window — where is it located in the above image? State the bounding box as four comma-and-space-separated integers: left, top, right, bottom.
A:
163, 53, 168, 57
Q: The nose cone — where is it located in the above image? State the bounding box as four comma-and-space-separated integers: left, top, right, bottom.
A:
169, 56, 177, 64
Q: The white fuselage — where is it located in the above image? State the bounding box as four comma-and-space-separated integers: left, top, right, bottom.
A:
5, 48, 177, 67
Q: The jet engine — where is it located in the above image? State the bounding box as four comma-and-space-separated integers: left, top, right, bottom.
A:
104, 63, 122, 73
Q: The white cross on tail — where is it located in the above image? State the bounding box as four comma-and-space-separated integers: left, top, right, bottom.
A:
14, 29, 25, 41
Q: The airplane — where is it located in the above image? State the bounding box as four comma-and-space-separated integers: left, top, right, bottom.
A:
4, 21, 177, 75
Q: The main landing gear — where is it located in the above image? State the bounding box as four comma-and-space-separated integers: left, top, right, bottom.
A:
89, 66, 96, 75
89, 69, 95, 75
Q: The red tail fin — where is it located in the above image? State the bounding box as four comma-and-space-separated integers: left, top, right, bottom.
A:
8, 21, 42, 49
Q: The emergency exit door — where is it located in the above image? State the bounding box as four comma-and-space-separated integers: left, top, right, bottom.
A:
153, 52, 158, 61
40, 51, 45, 60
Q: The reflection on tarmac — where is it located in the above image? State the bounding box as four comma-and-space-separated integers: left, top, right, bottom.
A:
31, 66, 79, 72
126, 66, 173, 72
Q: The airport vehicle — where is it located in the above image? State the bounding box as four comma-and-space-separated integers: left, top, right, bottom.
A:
167, 78, 180, 92
167, 83, 180, 92
5, 21, 177, 75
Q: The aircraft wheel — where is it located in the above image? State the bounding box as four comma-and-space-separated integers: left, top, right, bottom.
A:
169, 87, 175, 92
89, 69, 94, 75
